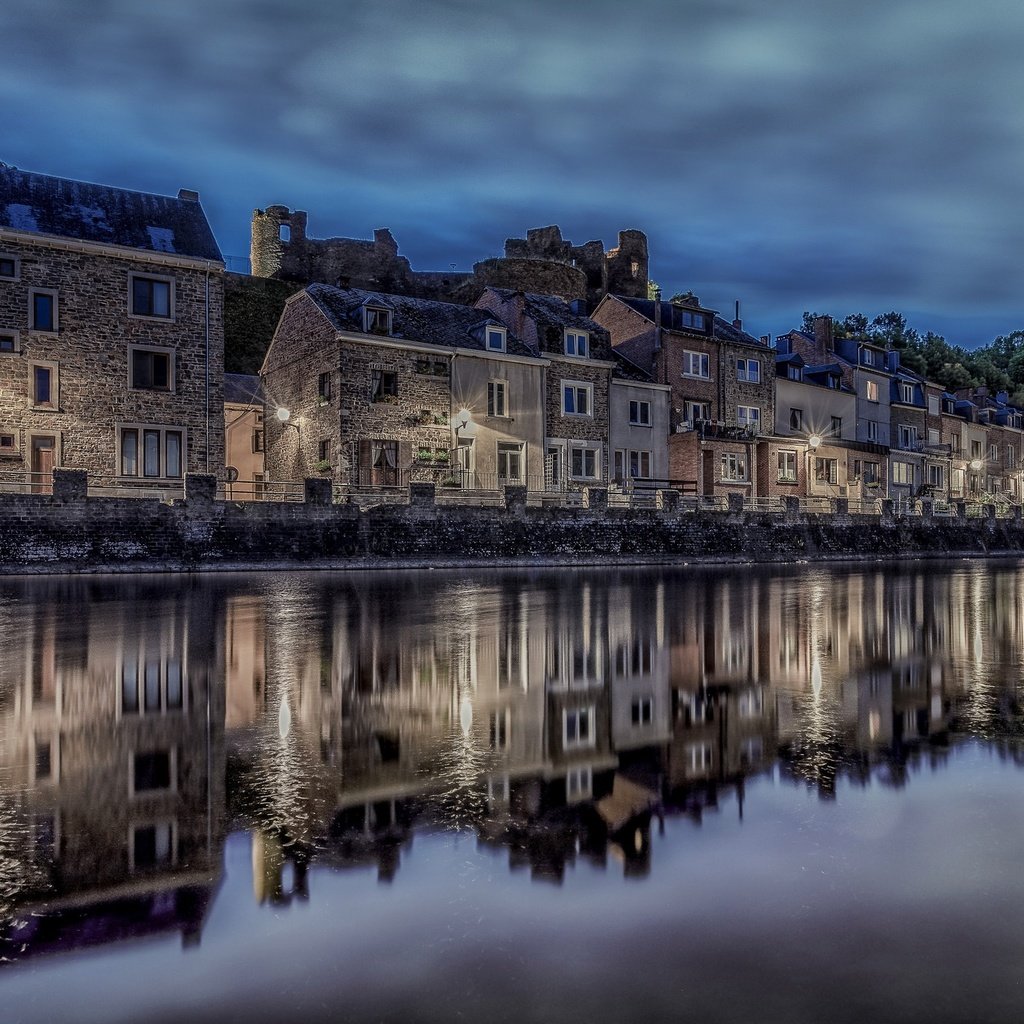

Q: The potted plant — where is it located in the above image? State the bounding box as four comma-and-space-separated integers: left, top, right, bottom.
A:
315, 459, 332, 473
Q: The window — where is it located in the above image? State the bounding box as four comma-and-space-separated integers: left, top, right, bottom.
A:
686, 742, 713, 772
826, 374, 840, 390
777, 450, 797, 482
863, 461, 879, 484
898, 424, 918, 450
0, 433, 15, 453
486, 326, 507, 352
866, 380, 879, 402
928, 427, 941, 445
787, 364, 803, 381
736, 358, 760, 383
928, 394, 940, 416
989, 443, 999, 461
371, 369, 398, 402
30, 289, 58, 332
133, 750, 173, 793
866, 420, 878, 442
789, 408, 803, 431
132, 822, 174, 870
928, 464, 944, 488
679, 310, 705, 330
252, 427, 264, 453
629, 400, 651, 426
130, 275, 173, 319
631, 696, 654, 726
130, 346, 173, 391
496, 441, 524, 482
683, 400, 710, 425
863, 349, 875, 367
899, 382, 914, 403
487, 379, 508, 417
122, 657, 184, 714
318, 372, 332, 401
970, 440, 983, 459
363, 306, 392, 335
566, 766, 592, 801
830, 416, 843, 436
570, 445, 599, 479
683, 350, 710, 378
565, 330, 588, 357
489, 710, 509, 750
720, 452, 747, 481
562, 381, 592, 416
119, 426, 185, 479
628, 450, 651, 478
952, 468, 965, 492
564, 706, 595, 748
0, 331, 18, 353
1008, 445, 1017, 468
893, 461, 914, 486
318, 439, 331, 464
737, 406, 760, 432
30, 363, 57, 409
0, 254, 18, 280
815, 458, 839, 484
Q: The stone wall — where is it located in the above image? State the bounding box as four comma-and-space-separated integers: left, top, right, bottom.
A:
2, 471, 1023, 575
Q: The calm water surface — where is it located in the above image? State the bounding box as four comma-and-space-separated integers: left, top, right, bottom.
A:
2, 563, 1024, 1023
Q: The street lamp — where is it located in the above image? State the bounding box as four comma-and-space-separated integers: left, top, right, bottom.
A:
276, 407, 299, 432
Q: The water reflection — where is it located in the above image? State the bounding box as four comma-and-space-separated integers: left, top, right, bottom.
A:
1, 563, 1024, 964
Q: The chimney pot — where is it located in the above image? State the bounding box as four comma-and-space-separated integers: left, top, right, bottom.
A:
177, 188, 199, 202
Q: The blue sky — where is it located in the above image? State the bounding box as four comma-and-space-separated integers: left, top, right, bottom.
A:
5, 0, 1024, 345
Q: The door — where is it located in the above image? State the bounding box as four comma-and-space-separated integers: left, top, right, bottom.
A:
545, 445, 563, 491
370, 440, 399, 487
456, 438, 474, 487
30, 436, 55, 494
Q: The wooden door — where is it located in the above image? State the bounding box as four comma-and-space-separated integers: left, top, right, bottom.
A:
30, 436, 55, 494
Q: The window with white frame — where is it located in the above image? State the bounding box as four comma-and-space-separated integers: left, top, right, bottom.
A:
130, 274, 173, 319
628, 450, 651, 478
682, 350, 710, 378
566, 766, 592, 801
562, 380, 592, 416
866, 380, 879, 402
892, 461, 914, 486
928, 394, 940, 416
898, 424, 918, 449
631, 696, 654, 726
486, 326, 506, 352
564, 706, 595, 748
927, 427, 940, 445
30, 289, 58, 332
629, 399, 651, 426
815, 458, 839, 484
570, 444, 599, 479
1008, 445, 1016, 468
686, 742, 713, 772
989, 443, 999, 461
720, 452, 747, 481
683, 400, 710, 425
119, 425, 185, 479
496, 441, 524, 482
736, 358, 760, 383
778, 450, 797, 482
952, 468, 965, 492
928, 464, 944, 488
863, 349, 875, 367
487, 379, 508, 417
737, 406, 760, 431
363, 306, 392, 335
899, 382, 914, 403
129, 345, 174, 392
564, 330, 588, 357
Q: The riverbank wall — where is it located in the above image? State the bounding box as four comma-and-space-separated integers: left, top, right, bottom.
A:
3, 472, 1023, 574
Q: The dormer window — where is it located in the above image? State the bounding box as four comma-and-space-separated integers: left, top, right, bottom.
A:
899, 382, 913, 403
862, 349, 875, 367
677, 310, 706, 331
826, 374, 839, 389
486, 326, 506, 352
364, 306, 392, 336
786, 365, 803, 381
565, 330, 589, 357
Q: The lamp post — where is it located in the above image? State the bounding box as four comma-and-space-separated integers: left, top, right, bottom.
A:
806, 433, 822, 499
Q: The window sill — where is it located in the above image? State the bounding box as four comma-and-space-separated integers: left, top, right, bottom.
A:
562, 412, 593, 418
682, 373, 711, 381
128, 313, 175, 324
628, 422, 652, 429
777, 478, 798, 486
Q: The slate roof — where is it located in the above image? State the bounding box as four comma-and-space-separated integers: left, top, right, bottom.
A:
306, 284, 536, 358
616, 296, 767, 348
484, 287, 606, 333
224, 373, 264, 406
0, 163, 222, 261
611, 349, 653, 383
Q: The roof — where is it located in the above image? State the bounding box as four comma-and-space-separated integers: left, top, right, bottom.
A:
611, 349, 653, 383
615, 296, 767, 348
224, 373, 264, 406
483, 287, 605, 333
0, 163, 222, 261
306, 284, 535, 357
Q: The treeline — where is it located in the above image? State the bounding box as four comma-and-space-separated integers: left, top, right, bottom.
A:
801, 311, 1024, 407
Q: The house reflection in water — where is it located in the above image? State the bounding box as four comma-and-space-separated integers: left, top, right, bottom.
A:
4, 563, 1024, 963
0, 578, 226, 960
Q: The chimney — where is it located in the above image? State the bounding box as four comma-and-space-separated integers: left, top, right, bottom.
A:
653, 288, 662, 352
732, 300, 742, 330
812, 315, 833, 352
177, 188, 200, 202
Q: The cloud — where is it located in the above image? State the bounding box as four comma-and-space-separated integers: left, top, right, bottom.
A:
4, 0, 1024, 342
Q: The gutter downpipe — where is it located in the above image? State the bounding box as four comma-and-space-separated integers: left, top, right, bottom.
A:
205, 265, 211, 473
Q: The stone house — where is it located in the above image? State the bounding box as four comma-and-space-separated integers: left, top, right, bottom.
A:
475, 288, 618, 489
261, 284, 547, 489
0, 163, 224, 492
224, 372, 265, 498
608, 353, 672, 486
592, 293, 775, 497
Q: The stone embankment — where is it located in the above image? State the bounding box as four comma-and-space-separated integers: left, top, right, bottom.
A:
2, 471, 1023, 575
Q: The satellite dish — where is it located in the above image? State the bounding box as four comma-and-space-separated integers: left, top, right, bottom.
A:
225, 466, 239, 483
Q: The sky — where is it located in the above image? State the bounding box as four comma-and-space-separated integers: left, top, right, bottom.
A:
4, 0, 1024, 346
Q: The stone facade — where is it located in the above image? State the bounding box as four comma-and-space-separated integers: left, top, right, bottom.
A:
0, 172, 224, 491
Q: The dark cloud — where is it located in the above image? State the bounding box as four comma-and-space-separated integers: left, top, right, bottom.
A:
4, 0, 1024, 343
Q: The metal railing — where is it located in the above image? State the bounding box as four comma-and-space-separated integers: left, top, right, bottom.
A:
0, 470, 53, 494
